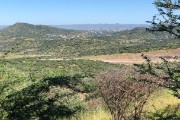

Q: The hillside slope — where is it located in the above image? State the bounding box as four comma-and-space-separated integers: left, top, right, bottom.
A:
0, 23, 179, 57
0, 23, 80, 37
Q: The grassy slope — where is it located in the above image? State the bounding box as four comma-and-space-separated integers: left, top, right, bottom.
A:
1, 57, 179, 119
0, 24, 180, 119
0, 57, 121, 99
0, 23, 180, 57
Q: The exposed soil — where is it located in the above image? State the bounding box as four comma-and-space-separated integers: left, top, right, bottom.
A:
1, 48, 180, 65
80, 48, 180, 65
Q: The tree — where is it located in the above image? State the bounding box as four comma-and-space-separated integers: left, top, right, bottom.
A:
138, 56, 180, 98
1, 74, 92, 119
147, 0, 180, 38
146, 0, 180, 98
95, 68, 161, 120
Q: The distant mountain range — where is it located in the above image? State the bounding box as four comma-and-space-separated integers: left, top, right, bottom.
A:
0, 23, 148, 31
53, 24, 149, 31
0, 25, 8, 29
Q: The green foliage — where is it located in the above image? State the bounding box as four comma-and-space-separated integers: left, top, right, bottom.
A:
0, 23, 79, 38
0, 22, 179, 119
146, 104, 180, 120
0, 58, 121, 119
147, 0, 180, 38
1, 76, 87, 120
135, 56, 180, 98
0, 23, 179, 57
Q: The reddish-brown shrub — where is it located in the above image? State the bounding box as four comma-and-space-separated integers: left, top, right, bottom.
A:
96, 68, 163, 120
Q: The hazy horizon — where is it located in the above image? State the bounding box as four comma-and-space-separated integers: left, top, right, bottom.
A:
0, 22, 149, 26
0, 22, 149, 31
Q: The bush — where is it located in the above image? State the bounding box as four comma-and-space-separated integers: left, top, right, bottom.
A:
96, 68, 161, 120
1, 74, 91, 120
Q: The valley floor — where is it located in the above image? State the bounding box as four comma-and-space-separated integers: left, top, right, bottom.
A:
1, 48, 180, 65
80, 48, 180, 65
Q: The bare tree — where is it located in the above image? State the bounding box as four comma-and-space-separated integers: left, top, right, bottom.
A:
96, 68, 163, 120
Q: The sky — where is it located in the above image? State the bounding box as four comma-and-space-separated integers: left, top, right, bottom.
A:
0, 0, 157, 25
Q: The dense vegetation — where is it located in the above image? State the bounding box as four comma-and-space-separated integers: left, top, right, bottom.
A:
0, 57, 122, 119
0, 57, 179, 120
0, 21, 179, 119
0, 23, 179, 57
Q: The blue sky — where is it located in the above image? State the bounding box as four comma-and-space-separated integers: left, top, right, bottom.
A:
0, 0, 157, 25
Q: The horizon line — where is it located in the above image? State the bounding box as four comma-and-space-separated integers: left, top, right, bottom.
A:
0, 22, 149, 26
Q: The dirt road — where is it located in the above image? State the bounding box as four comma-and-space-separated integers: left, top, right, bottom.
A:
80, 48, 180, 65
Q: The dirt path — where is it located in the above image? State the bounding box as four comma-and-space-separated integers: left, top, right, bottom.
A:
1, 49, 179, 65
80, 48, 180, 65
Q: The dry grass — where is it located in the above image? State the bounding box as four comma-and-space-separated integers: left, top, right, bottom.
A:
61, 89, 180, 120
145, 89, 180, 112
1, 53, 52, 59
62, 108, 111, 120
77, 109, 111, 120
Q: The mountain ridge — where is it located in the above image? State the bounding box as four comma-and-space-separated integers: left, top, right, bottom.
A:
0, 23, 149, 31
0, 23, 80, 37
52, 24, 149, 31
